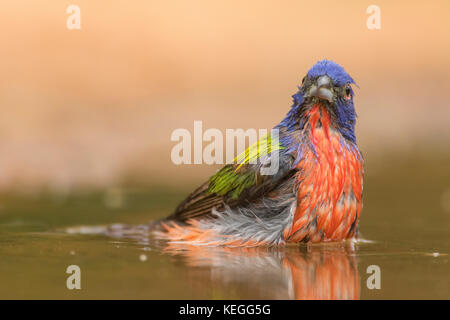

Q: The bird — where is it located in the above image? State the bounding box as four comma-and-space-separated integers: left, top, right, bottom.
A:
155, 59, 364, 247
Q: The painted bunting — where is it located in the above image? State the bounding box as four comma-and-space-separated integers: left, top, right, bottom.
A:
157, 60, 364, 246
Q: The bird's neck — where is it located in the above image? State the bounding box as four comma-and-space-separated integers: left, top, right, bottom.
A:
300, 102, 356, 144
303, 103, 334, 141
278, 100, 357, 150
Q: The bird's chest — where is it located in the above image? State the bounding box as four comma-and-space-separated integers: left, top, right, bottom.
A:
284, 112, 364, 242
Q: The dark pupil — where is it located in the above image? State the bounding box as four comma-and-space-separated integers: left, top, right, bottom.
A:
345, 87, 351, 96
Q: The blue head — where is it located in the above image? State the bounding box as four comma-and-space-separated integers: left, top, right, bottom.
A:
281, 60, 358, 143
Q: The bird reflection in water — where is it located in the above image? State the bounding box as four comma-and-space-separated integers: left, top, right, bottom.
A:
162, 241, 360, 300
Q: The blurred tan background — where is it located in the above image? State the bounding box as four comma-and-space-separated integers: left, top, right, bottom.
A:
1, 0, 449, 193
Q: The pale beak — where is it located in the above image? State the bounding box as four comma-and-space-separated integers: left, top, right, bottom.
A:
306, 75, 334, 103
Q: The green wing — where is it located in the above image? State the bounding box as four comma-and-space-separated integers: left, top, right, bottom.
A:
167, 134, 291, 222
208, 134, 284, 198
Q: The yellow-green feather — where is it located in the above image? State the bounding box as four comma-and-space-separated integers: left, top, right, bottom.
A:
208, 134, 285, 199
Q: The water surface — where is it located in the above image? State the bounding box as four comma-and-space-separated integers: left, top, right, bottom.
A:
0, 156, 449, 299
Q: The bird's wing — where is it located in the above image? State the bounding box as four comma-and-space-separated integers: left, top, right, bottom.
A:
166, 133, 297, 222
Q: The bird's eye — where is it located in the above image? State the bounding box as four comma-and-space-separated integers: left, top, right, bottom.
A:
344, 85, 352, 100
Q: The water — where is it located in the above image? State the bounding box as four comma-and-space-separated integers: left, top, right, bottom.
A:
0, 156, 449, 299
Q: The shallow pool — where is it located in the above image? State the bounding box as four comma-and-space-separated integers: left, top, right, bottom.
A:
0, 156, 449, 299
